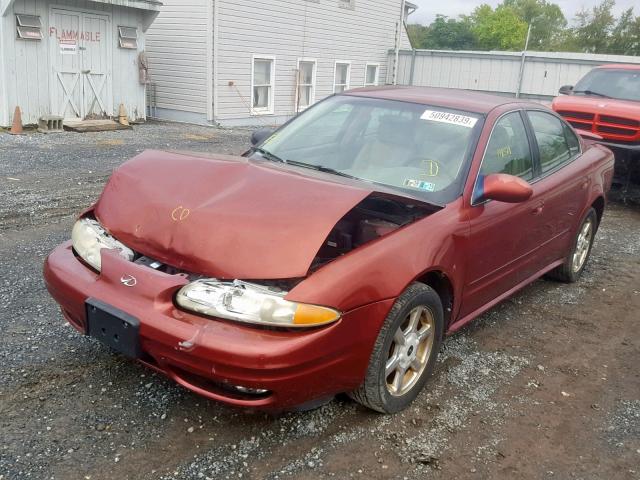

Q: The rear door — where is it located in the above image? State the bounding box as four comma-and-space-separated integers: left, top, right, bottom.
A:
521, 110, 588, 270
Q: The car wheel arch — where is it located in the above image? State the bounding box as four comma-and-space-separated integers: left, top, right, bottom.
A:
413, 270, 455, 329
591, 196, 605, 228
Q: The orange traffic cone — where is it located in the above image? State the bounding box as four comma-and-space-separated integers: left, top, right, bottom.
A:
9, 106, 25, 135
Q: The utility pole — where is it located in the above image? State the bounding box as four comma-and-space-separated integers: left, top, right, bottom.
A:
516, 22, 532, 99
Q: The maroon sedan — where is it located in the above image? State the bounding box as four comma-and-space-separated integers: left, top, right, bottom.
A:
44, 87, 614, 413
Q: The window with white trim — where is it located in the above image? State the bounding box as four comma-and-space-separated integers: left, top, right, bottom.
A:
334, 62, 351, 93
297, 59, 316, 112
364, 63, 380, 87
252, 56, 275, 115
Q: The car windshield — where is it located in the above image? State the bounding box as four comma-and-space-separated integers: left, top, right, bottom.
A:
256, 95, 483, 203
574, 69, 640, 102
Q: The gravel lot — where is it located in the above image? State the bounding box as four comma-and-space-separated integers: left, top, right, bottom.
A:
1, 122, 639, 480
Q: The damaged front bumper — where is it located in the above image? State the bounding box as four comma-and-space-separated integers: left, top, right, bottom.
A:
43, 242, 393, 411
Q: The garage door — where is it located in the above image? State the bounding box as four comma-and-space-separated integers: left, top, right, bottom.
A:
50, 9, 111, 120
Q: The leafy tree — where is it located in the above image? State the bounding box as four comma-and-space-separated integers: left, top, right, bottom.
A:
468, 4, 528, 50
503, 0, 567, 50
424, 15, 477, 50
570, 0, 616, 53
608, 8, 640, 55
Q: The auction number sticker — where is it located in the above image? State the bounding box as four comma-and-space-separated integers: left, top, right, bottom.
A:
421, 110, 478, 128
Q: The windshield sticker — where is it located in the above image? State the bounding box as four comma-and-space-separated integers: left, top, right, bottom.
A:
404, 179, 436, 192
420, 110, 478, 128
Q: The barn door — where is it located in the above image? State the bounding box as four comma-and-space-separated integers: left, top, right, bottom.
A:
50, 10, 83, 120
81, 14, 111, 118
50, 9, 111, 120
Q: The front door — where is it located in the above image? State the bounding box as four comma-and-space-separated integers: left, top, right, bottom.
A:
50, 9, 111, 120
460, 111, 546, 318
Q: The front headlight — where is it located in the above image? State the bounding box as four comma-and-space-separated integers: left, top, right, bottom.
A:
176, 280, 341, 328
71, 217, 134, 271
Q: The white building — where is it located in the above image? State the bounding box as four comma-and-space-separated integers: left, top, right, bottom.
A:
146, 0, 414, 126
0, 0, 160, 127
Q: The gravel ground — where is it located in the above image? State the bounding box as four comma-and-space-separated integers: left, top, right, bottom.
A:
0, 122, 639, 480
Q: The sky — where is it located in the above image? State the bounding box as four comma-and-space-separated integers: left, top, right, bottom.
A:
409, 0, 638, 24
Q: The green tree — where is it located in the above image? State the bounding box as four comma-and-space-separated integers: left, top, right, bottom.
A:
608, 8, 640, 55
425, 15, 476, 50
570, 0, 616, 53
468, 4, 529, 50
503, 0, 567, 50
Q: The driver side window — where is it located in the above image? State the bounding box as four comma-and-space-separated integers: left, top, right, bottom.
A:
480, 112, 534, 181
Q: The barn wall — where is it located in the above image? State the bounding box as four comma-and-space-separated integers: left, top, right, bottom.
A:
214, 0, 403, 125
396, 49, 640, 101
145, 0, 209, 118
1, 0, 150, 126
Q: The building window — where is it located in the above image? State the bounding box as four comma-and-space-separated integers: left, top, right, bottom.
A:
334, 62, 351, 94
252, 56, 275, 115
118, 26, 138, 49
364, 63, 380, 87
297, 59, 316, 112
338, 0, 355, 9
16, 14, 42, 40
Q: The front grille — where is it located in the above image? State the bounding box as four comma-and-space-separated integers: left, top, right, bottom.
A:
599, 115, 640, 128
596, 125, 637, 137
557, 110, 595, 121
568, 120, 592, 130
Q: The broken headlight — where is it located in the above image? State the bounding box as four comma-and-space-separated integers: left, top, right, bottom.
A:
176, 280, 341, 328
71, 217, 134, 271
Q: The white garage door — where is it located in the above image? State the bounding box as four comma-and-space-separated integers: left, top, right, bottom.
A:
50, 9, 112, 120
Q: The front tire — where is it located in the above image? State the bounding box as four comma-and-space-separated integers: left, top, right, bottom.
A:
350, 283, 443, 414
547, 207, 598, 283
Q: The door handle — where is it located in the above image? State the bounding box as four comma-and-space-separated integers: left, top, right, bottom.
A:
531, 201, 544, 215
581, 178, 591, 190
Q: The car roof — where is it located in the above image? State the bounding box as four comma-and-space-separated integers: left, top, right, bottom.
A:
344, 86, 529, 115
595, 63, 640, 71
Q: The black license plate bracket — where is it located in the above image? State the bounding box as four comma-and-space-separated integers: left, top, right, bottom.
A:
85, 298, 142, 359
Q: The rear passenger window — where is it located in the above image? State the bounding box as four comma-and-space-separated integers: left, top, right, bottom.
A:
564, 123, 581, 156
480, 112, 534, 181
528, 111, 578, 173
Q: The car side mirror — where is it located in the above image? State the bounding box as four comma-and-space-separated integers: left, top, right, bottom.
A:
481, 173, 533, 203
251, 128, 275, 146
559, 85, 574, 95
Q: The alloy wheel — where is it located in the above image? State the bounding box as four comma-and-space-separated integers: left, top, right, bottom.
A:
385, 305, 435, 397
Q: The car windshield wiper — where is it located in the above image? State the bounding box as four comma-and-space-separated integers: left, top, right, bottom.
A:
573, 89, 611, 98
284, 159, 359, 180
252, 147, 286, 164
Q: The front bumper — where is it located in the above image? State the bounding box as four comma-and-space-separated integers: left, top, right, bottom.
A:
44, 242, 394, 411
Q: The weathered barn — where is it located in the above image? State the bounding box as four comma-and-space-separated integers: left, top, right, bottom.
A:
145, 0, 414, 126
0, 0, 160, 127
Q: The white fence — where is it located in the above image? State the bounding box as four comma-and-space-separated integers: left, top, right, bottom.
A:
390, 49, 640, 101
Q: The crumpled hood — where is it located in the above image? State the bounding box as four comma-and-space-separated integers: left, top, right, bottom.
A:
94, 150, 373, 279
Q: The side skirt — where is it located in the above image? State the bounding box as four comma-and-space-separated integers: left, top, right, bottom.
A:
447, 259, 565, 334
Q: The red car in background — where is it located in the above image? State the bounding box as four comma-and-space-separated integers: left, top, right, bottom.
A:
44, 87, 614, 413
553, 64, 640, 185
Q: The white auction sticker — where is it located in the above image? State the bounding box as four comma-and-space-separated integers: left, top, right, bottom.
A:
421, 110, 478, 128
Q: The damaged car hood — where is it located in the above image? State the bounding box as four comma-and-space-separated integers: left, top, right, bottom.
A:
94, 150, 381, 279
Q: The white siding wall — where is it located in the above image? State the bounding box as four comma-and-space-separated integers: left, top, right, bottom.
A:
145, 0, 209, 118
0, 0, 149, 126
214, 0, 404, 125
397, 49, 640, 101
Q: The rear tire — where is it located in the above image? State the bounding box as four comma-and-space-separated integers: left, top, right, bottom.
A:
547, 208, 598, 283
349, 283, 443, 414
